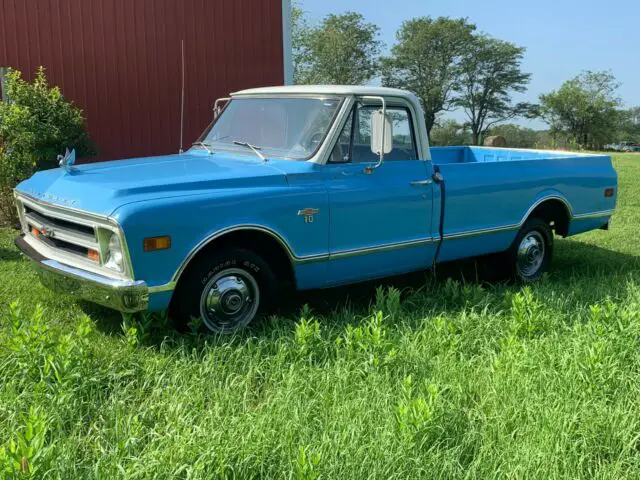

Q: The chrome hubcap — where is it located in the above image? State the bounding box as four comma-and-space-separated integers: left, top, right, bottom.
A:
199, 268, 260, 332
517, 231, 545, 277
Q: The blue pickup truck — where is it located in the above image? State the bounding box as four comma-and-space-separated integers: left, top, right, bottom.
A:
14, 86, 617, 333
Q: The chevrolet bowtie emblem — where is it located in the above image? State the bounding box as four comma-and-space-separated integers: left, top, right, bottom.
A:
298, 208, 319, 223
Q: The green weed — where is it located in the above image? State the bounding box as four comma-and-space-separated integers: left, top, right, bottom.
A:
1, 153, 640, 478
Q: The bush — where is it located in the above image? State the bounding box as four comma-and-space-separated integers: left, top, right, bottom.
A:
0, 67, 95, 225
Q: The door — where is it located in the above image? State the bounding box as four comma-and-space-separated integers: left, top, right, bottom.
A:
324, 101, 436, 284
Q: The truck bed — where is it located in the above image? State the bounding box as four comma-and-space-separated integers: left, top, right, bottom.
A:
428, 146, 617, 263
431, 146, 591, 164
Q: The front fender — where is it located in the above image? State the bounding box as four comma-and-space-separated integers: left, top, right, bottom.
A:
111, 184, 329, 290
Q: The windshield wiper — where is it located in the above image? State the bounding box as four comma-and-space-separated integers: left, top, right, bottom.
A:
233, 140, 267, 161
192, 141, 214, 154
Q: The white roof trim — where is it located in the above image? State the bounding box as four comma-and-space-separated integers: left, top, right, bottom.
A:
231, 85, 419, 100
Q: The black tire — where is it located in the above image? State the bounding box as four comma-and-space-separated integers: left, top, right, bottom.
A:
506, 217, 553, 283
170, 247, 277, 334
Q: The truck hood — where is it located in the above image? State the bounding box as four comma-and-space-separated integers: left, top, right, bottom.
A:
15, 151, 289, 216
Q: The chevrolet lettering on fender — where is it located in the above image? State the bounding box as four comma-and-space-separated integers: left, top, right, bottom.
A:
13, 86, 617, 333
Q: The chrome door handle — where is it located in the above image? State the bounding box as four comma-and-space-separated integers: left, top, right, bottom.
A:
410, 179, 433, 186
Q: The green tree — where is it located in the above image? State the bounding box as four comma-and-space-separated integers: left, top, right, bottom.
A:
539, 71, 622, 149
429, 120, 472, 146
615, 106, 640, 143
455, 35, 533, 145
0, 67, 94, 223
295, 12, 382, 85
628, 106, 640, 127
291, 2, 311, 85
380, 17, 476, 139
485, 123, 541, 149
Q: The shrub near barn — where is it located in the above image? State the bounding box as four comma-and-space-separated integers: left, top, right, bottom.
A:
0, 67, 94, 225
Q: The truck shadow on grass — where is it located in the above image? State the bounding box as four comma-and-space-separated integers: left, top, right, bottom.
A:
0, 246, 24, 262
85, 239, 640, 341
276, 238, 640, 324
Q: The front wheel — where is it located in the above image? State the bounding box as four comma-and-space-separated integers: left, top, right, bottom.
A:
170, 248, 276, 334
507, 218, 553, 282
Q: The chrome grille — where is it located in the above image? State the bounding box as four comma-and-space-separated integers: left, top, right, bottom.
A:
21, 202, 100, 263
14, 192, 132, 280
24, 206, 98, 249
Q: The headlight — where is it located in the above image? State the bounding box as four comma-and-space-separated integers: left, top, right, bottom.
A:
104, 233, 124, 272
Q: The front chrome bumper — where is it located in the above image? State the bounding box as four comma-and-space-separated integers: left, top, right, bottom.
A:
15, 235, 149, 313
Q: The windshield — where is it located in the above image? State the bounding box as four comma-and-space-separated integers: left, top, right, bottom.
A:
196, 97, 343, 160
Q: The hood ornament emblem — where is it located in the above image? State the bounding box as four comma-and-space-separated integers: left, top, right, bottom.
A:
57, 148, 76, 171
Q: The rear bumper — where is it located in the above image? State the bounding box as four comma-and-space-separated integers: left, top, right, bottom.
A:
15, 235, 148, 313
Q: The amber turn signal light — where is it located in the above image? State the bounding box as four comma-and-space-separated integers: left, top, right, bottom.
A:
87, 249, 100, 262
604, 188, 615, 198
31, 227, 40, 237
143, 236, 171, 252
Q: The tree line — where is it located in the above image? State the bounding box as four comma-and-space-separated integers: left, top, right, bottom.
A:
293, 5, 640, 150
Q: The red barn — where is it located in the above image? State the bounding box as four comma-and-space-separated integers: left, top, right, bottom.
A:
0, 0, 292, 160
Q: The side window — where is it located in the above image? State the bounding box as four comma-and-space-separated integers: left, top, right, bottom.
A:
329, 108, 354, 163
338, 109, 354, 146
354, 106, 377, 162
388, 109, 417, 157
330, 102, 419, 163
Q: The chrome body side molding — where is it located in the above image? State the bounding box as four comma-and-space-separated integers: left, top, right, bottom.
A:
172, 225, 439, 286
171, 196, 613, 290
572, 209, 615, 219
328, 237, 436, 260
443, 196, 612, 241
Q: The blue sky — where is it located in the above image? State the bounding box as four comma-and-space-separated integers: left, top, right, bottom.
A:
302, 0, 640, 129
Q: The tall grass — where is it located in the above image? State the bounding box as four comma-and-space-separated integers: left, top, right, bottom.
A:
0, 153, 639, 479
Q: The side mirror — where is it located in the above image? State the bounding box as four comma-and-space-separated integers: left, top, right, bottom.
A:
213, 97, 230, 119
370, 109, 392, 156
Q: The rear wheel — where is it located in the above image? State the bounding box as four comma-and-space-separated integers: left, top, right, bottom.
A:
507, 218, 553, 282
170, 248, 276, 334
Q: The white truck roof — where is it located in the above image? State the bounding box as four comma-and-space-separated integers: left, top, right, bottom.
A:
232, 85, 419, 102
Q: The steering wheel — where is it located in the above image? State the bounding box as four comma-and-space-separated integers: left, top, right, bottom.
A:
307, 132, 324, 150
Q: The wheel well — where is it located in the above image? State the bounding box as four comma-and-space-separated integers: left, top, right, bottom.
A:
177, 229, 296, 287
528, 199, 571, 237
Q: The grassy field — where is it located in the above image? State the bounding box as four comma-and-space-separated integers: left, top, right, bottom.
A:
1, 153, 639, 479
